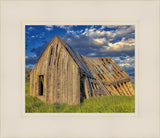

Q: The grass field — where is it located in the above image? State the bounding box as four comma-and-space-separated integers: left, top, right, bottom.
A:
25, 83, 135, 113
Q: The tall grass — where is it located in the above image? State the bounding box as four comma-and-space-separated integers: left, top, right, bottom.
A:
25, 83, 135, 113
25, 83, 30, 96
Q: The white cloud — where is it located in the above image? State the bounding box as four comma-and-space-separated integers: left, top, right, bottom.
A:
28, 27, 33, 31
100, 37, 135, 52
106, 25, 117, 28
31, 35, 39, 38
87, 53, 97, 56
113, 56, 135, 74
25, 55, 37, 59
100, 25, 106, 30
82, 27, 110, 38
115, 26, 135, 37
64, 26, 135, 57
56, 25, 73, 31
45, 25, 53, 31
67, 30, 75, 34
94, 38, 107, 44
81, 25, 134, 42
67, 29, 84, 35
67, 38, 71, 41
25, 55, 38, 65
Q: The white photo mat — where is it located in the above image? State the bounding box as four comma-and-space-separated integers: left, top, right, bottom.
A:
1, 0, 159, 138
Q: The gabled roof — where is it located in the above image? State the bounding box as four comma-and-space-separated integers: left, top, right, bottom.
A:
31, 35, 93, 77
57, 36, 94, 78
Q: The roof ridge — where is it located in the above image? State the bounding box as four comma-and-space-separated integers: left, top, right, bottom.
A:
57, 36, 93, 77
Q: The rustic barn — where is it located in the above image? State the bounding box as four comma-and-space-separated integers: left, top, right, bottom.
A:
30, 35, 134, 105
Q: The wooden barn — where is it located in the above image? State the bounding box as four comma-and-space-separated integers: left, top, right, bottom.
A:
29, 35, 134, 105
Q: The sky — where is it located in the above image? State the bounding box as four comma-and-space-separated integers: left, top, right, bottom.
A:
25, 25, 135, 76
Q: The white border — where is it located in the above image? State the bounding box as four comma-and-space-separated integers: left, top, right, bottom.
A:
1, 1, 159, 138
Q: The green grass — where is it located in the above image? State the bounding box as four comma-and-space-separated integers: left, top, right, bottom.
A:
25, 83, 30, 96
25, 83, 135, 113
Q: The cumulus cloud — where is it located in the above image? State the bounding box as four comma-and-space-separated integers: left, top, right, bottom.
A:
114, 26, 135, 40
30, 25, 135, 59
67, 29, 84, 35
113, 56, 135, 75
101, 37, 135, 52
81, 25, 135, 42
63, 32, 135, 57
93, 38, 107, 45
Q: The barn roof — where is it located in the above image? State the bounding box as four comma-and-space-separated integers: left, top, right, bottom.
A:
56, 36, 94, 78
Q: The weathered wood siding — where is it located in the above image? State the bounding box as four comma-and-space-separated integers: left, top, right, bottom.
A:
30, 36, 80, 105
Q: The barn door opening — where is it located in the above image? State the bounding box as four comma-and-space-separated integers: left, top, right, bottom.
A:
80, 77, 85, 101
39, 75, 44, 96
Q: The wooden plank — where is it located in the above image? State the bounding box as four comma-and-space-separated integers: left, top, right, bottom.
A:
110, 59, 128, 78
77, 68, 80, 104
105, 86, 113, 96
67, 58, 71, 104
111, 65, 122, 79
59, 47, 64, 104
90, 79, 98, 84
110, 85, 120, 96
122, 83, 131, 96
103, 78, 130, 86
94, 89, 106, 95
64, 53, 68, 104
61, 52, 65, 103
83, 77, 89, 99
86, 78, 92, 97
100, 60, 117, 81
119, 83, 128, 96
102, 60, 119, 80
116, 84, 124, 95
128, 81, 135, 95
126, 82, 134, 95
70, 63, 73, 104
89, 81, 96, 97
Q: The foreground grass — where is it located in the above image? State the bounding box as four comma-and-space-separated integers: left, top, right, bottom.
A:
25, 83, 135, 113
25, 82, 30, 96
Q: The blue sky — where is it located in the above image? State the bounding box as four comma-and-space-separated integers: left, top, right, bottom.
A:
25, 25, 135, 75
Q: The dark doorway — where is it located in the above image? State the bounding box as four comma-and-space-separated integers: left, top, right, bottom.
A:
80, 77, 85, 101
39, 75, 44, 96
